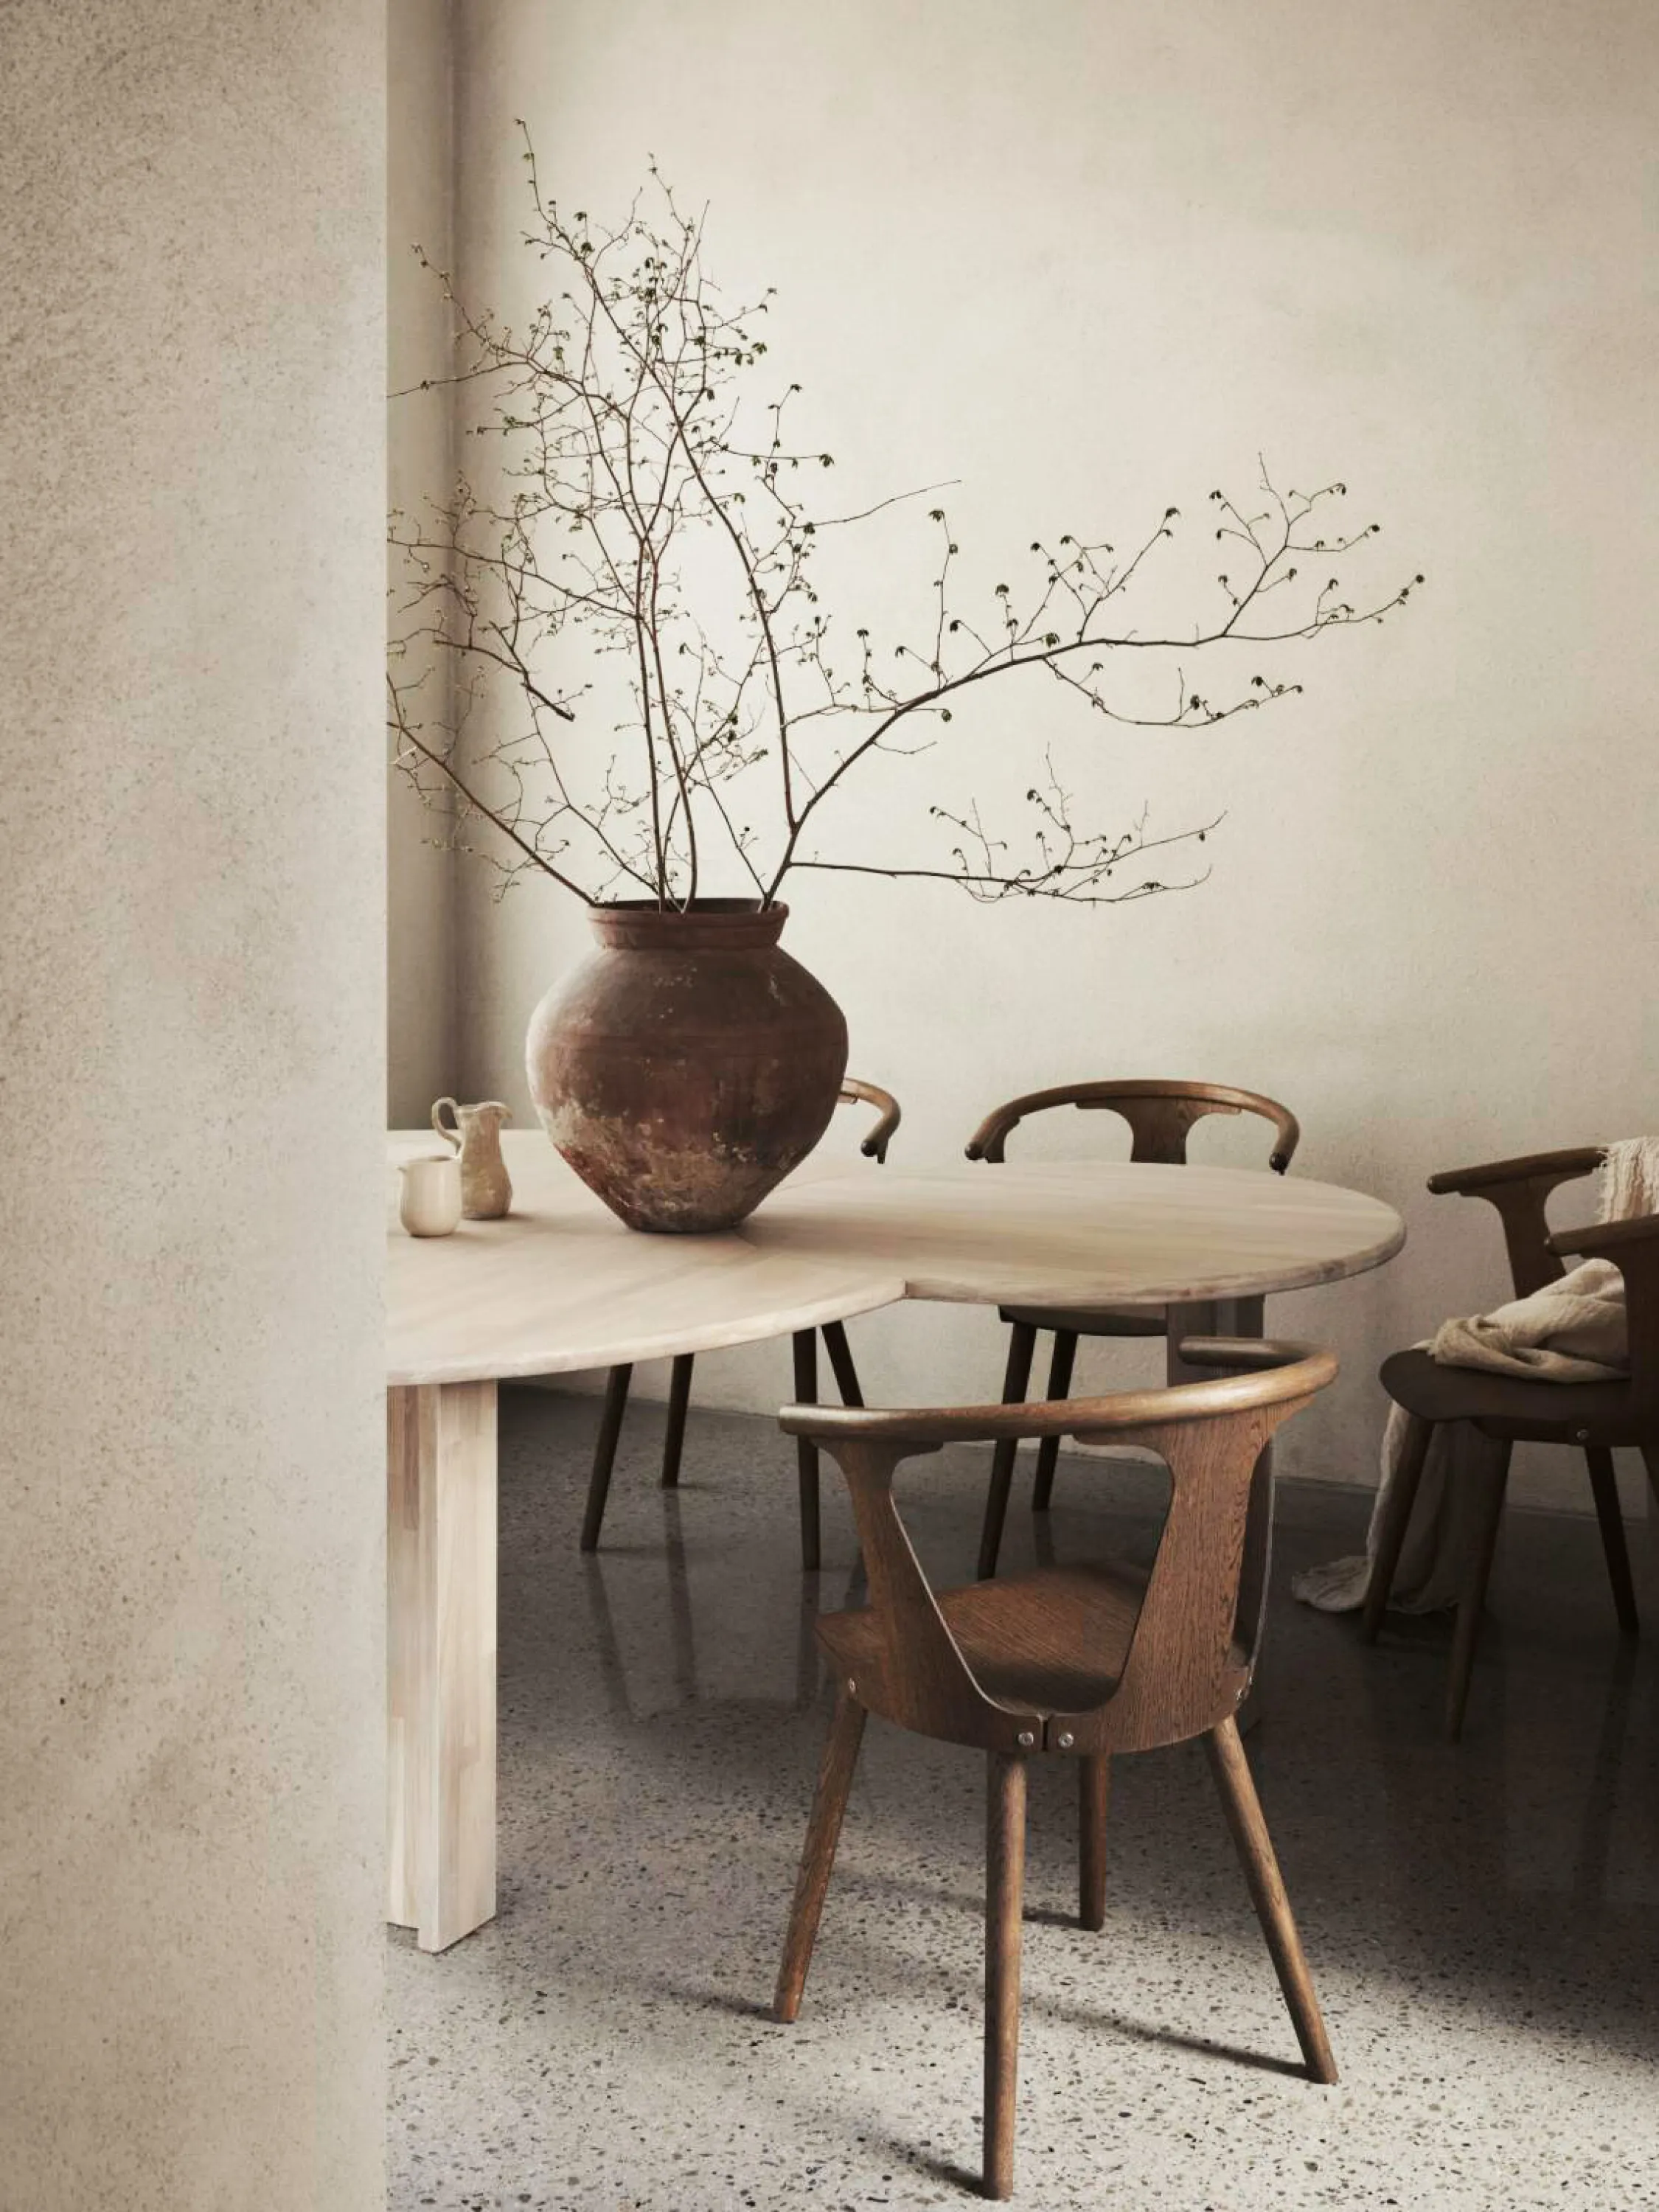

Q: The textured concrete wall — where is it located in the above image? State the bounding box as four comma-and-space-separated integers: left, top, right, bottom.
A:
433, 0, 1659, 1514
389, 0, 459, 1127
0, 5, 386, 2205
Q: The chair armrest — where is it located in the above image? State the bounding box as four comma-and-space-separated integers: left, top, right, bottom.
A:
1547, 1212, 1659, 1260
1174, 1336, 1323, 1374
839, 1078, 901, 1164
964, 1083, 1082, 1162
779, 1343, 1335, 1445
964, 1079, 1299, 1171
1428, 1144, 1603, 1300
1427, 1147, 1603, 1197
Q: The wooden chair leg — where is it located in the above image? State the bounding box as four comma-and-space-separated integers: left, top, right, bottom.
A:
580, 1363, 633, 1553
1030, 1329, 1077, 1512
1079, 1755, 1110, 1932
659, 1352, 695, 1489
984, 1751, 1029, 2202
773, 1685, 866, 2023
1360, 1411, 1434, 1644
1445, 1441, 1512, 1742
793, 1329, 821, 1572
1205, 1715, 1337, 2084
821, 1318, 864, 1407
1584, 1446, 1638, 1638
977, 1321, 1037, 1581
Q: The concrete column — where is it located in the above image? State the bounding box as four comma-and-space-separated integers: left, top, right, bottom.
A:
0, 4, 386, 2203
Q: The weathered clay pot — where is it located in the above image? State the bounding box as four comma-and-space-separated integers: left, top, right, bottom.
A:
526, 900, 848, 1234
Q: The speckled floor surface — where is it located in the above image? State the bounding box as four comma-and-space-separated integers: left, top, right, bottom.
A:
389, 1388, 1659, 2211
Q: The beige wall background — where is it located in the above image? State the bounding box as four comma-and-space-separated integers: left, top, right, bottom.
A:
390, 0, 1659, 1513
1, 4, 386, 2205
389, 0, 458, 1127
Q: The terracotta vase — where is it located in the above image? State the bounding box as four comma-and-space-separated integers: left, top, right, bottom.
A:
526, 900, 849, 1234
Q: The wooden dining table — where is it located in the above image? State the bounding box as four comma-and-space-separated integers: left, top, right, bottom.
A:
387, 1128, 1404, 1951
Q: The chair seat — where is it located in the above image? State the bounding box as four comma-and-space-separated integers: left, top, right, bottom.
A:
998, 1302, 1168, 1339
818, 1560, 1241, 1719
1380, 1346, 1639, 1445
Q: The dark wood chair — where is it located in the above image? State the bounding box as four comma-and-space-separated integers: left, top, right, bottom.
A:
1363, 1147, 1659, 1739
966, 1079, 1301, 1579
580, 1079, 902, 1568
771, 1338, 1340, 2200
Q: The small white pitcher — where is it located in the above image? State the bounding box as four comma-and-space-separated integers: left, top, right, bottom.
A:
431, 1096, 513, 1219
398, 1154, 463, 1237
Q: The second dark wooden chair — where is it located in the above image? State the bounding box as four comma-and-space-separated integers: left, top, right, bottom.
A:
580, 1079, 902, 1568
770, 1337, 1340, 2199
1365, 1146, 1659, 1739
967, 1079, 1301, 1578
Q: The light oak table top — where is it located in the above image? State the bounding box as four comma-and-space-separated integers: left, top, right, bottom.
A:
388, 1130, 1404, 1386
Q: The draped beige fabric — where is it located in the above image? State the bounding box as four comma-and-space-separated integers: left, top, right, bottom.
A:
1295, 1138, 1659, 1614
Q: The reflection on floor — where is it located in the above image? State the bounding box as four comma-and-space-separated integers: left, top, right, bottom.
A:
389, 1388, 1659, 2211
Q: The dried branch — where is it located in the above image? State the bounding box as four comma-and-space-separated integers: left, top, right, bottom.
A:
387, 137, 1422, 911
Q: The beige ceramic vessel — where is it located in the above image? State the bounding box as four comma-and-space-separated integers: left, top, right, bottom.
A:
398, 1154, 463, 1237
432, 1098, 514, 1219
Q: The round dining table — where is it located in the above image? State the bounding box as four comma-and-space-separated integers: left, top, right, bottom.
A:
386, 1129, 1403, 1950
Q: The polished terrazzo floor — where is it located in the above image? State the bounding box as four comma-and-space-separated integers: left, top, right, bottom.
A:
389, 1387, 1659, 2211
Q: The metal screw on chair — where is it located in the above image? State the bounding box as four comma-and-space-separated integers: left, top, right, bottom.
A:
846, 1680, 858, 1697
1056, 1731, 1075, 1749
1016, 1730, 1036, 1748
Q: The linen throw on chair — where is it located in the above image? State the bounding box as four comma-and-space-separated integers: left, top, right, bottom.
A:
1293, 1136, 1659, 1614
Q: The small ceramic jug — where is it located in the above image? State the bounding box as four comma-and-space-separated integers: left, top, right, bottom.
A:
398, 1154, 463, 1237
431, 1096, 514, 1219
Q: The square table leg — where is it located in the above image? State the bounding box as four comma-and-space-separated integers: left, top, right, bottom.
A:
386, 1380, 498, 1952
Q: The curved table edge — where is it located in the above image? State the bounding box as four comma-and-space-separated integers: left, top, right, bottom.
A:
878, 1212, 1408, 1310
386, 1274, 909, 1390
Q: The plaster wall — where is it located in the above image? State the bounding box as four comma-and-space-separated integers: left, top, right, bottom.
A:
401, 0, 1658, 1513
389, 0, 459, 1124
0, 5, 386, 2204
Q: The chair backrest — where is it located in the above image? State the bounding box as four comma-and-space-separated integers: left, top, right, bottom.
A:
964, 1079, 1299, 1175
839, 1077, 900, 1163
781, 1340, 1335, 1758
1427, 1145, 1602, 1299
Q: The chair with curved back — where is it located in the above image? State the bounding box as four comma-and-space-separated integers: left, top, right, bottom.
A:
966, 1079, 1301, 1579
1364, 1145, 1659, 1739
580, 1079, 902, 1568
769, 1337, 1340, 2200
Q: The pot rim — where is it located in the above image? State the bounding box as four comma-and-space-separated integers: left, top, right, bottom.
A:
591, 897, 787, 917
585, 897, 790, 951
